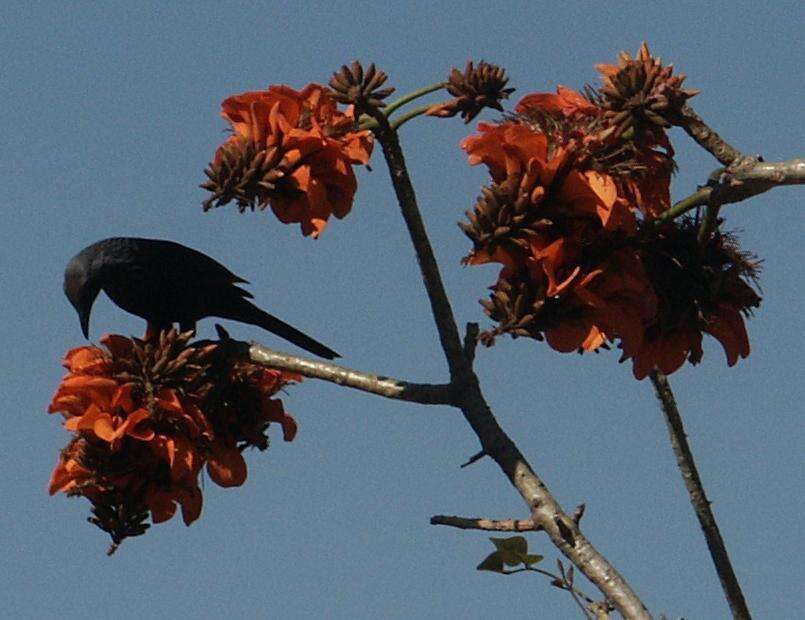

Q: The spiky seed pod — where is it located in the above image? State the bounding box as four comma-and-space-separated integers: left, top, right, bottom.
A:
201, 137, 286, 212
479, 276, 547, 346
328, 61, 395, 113
596, 42, 699, 141
459, 180, 552, 256
107, 329, 215, 393
431, 60, 515, 123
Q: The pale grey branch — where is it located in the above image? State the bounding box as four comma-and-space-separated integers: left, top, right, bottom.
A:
247, 343, 454, 405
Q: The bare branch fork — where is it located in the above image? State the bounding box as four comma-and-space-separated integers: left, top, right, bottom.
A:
239, 105, 652, 617
661, 102, 804, 243
654, 157, 805, 225
364, 109, 651, 618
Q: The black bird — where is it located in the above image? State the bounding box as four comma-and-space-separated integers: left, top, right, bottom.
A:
63, 237, 339, 359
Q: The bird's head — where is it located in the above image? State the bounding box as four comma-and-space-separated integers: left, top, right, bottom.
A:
64, 253, 102, 339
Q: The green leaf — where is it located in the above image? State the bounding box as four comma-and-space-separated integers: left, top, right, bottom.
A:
523, 554, 544, 566
476, 551, 505, 573
490, 536, 528, 566
489, 536, 527, 555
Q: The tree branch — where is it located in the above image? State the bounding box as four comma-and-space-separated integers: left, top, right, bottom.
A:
369, 110, 651, 619
246, 342, 454, 405
430, 515, 540, 532
674, 103, 745, 166
649, 370, 752, 620
367, 110, 470, 382
653, 157, 805, 226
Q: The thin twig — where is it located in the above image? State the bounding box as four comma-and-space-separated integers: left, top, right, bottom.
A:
503, 562, 605, 619
430, 515, 540, 532
572, 504, 586, 526
245, 342, 454, 405
369, 109, 651, 618
649, 370, 752, 620
558, 559, 596, 619
460, 449, 487, 468
366, 109, 469, 380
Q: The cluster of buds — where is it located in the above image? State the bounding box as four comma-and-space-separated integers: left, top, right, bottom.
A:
48, 330, 300, 552
328, 61, 395, 116
202, 83, 374, 238
595, 42, 700, 143
427, 61, 515, 123
460, 45, 760, 378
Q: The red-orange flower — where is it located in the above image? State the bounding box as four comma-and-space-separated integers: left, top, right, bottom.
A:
202, 84, 373, 238
516, 86, 598, 119
461, 118, 638, 236
48, 330, 302, 551
460, 76, 758, 379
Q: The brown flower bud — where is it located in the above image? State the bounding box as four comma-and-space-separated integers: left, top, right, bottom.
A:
328, 61, 395, 113
428, 60, 515, 123
595, 42, 699, 142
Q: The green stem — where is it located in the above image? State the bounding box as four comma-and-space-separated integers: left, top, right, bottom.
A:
390, 104, 433, 130
384, 81, 446, 116
697, 204, 721, 246
652, 186, 712, 226
358, 83, 447, 132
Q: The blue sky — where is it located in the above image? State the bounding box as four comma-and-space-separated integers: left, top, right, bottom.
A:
2, 2, 802, 617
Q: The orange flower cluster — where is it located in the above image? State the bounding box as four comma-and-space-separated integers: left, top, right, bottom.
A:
48, 330, 300, 551
460, 52, 760, 379
202, 84, 373, 238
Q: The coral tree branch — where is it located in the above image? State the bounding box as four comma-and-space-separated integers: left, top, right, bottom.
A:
671, 101, 803, 246
368, 109, 650, 619
649, 370, 752, 620
430, 515, 540, 532
245, 342, 454, 405
655, 158, 805, 225
675, 103, 745, 166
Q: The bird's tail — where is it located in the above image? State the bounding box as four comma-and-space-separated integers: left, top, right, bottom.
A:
227, 298, 340, 359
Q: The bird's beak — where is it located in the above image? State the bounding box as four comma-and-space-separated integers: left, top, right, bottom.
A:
79, 307, 91, 339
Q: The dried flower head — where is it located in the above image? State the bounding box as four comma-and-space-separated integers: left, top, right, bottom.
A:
328, 61, 395, 114
202, 136, 286, 213
595, 42, 699, 142
48, 330, 300, 552
459, 181, 553, 260
427, 61, 515, 123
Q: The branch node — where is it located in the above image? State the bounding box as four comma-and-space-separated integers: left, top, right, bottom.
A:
572, 503, 586, 526
555, 516, 577, 548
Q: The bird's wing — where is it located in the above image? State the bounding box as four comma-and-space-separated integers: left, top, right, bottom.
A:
143, 239, 253, 297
